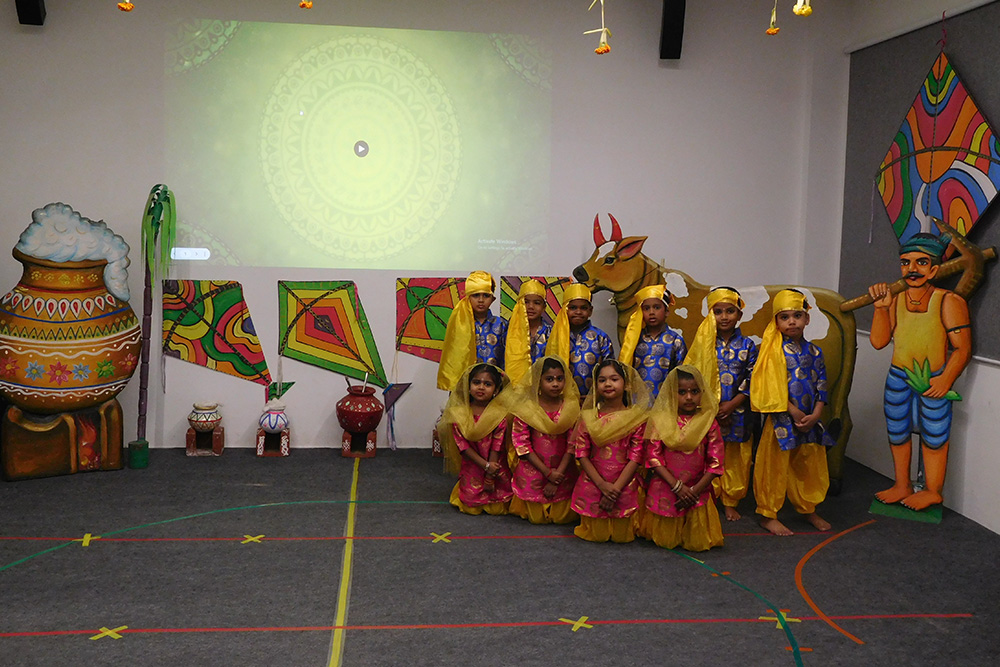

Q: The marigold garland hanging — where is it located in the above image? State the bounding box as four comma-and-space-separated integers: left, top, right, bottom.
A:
584, 0, 611, 55
117, 1, 134, 11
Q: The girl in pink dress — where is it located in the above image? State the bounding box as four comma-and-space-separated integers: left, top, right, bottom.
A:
640, 365, 725, 551
570, 359, 650, 543
440, 364, 513, 515
509, 356, 581, 524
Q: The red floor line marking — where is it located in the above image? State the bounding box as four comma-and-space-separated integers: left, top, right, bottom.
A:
0, 613, 971, 637
795, 519, 877, 645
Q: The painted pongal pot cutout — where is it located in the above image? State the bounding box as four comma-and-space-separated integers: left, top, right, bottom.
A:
0, 204, 140, 415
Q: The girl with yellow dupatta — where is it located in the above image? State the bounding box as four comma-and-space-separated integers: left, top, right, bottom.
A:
440, 363, 513, 515
508, 356, 581, 524
569, 359, 650, 543
504, 279, 551, 385
639, 365, 725, 552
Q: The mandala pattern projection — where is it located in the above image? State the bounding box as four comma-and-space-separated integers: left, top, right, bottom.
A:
162, 280, 271, 385
278, 281, 387, 388
165, 19, 241, 75
490, 34, 553, 90
499, 276, 571, 324
395, 277, 465, 363
260, 35, 462, 261
877, 52, 1000, 246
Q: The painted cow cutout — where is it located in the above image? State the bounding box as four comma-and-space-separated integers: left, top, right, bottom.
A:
573, 215, 857, 489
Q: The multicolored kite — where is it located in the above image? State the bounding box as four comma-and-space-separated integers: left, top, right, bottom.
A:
395, 277, 465, 362
278, 280, 387, 388
162, 280, 271, 385
877, 52, 1000, 248
499, 276, 572, 324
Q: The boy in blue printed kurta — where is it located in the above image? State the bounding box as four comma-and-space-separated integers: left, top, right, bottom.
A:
683, 287, 758, 521
619, 284, 686, 399
750, 289, 834, 536
544, 283, 613, 397
437, 271, 507, 391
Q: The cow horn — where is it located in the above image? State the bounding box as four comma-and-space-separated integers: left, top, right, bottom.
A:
608, 213, 623, 242
593, 214, 607, 247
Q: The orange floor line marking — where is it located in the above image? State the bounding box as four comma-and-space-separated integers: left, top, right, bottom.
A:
795, 519, 876, 645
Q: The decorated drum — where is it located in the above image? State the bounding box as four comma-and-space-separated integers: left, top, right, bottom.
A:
0, 249, 141, 414
335, 386, 383, 435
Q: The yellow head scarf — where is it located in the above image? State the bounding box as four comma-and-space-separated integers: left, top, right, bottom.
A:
618, 284, 670, 366
683, 287, 745, 400
576, 359, 650, 446
750, 289, 809, 413
647, 364, 720, 453
436, 271, 495, 391
505, 280, 547, 384
438, 363, 511, 475
508, 355, 581, 435
544, 283, 592, 364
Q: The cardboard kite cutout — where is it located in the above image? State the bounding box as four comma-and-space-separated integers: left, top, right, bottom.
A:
162, 280, 271, 386
876, 52, 1000, 250
395, 277, 465, 362
278, 280, 387, 388
498, 276, 571, 325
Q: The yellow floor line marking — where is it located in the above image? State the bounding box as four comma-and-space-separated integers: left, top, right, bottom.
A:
327, 458, 360, 667
90, 625, 127, 640
241, 534, 265, 544
558, 616, 593, 631
75, 533, 100, 547
759, 608, 801, 629
430, 532, 452, 543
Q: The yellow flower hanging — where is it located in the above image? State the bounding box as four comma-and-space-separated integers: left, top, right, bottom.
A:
299, 0, 313, 8
792, 0, 813, 16
117, 1, 134, 11
585, 0, 612, 55
766, 0, 780, 35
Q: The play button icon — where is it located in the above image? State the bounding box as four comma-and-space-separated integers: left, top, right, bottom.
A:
354, 140, 369, 157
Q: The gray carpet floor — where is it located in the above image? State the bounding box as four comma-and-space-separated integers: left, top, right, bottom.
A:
1, 448, 997, 666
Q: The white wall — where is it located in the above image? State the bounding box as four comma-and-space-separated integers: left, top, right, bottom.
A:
0, 0, 852, 452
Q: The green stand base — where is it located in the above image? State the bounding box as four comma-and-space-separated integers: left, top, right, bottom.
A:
127, 439, 149, 469
868, 499, 943, 524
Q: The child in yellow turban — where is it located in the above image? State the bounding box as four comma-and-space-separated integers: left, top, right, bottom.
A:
544, 283, 614, 397
750, 289, 834, 536
618, 284, 686, 399
504, 279, 551, 385
437, 271, 507, 391
683, 286, 758, 521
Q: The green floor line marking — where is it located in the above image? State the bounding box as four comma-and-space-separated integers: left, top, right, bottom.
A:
669, 550, 803, 667
0, 498, 445, 573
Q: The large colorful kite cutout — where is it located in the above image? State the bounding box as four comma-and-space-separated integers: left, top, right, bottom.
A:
877, 52, 1000, 248
162, 280, 271, 385
395, 277, 465, 363
499, 275, 572, 324
278, 280, 387, 388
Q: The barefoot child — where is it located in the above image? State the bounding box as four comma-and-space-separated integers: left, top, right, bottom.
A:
505, 279, 552, 385
437, 271, 507, 391
751, 289, 834, 535
640, 365, 725, 551
619, 284, 687, 398
508, 357, 581, 524
569, 359, 650, 543
545, 283, 614, 397
440, 364, 513, 515
684, 287, 757, 521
